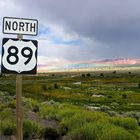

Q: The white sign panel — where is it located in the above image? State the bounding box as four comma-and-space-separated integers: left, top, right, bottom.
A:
3, 17, 38, 35
1, 38, 38, 74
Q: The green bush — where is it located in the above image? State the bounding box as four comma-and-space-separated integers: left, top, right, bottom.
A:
23, 120, 40, 138
42, 84, 47, 91
8, 100, 16, 109
58, 107, 78, 119
59, 123, 68, 136
61, 110, 108, 132
0, 108, 14, 120
39, 104, 58, 120
58, 107, 138, 140
138, 82, 140, 89
122, 94, 127, 99
32, 105, 40, 112
86, 73, 91, 77
100, 73, 104, 77
100, 123, 136, 140
62, 113, 86, 131
42, 127, 60, 140
58, 104, 107, 121
54, 83, 58, 89
69, 123, 99, 140
69, 122, 137, 140
0, 120, 16, 136
23, 97, 39, 111
110, 116, 138, 130
81, 74, 85, 77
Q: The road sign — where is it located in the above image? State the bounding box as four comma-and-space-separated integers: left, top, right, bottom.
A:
2, 16, 38, 140
3, 17, 38, 35
1, 38, 38, 74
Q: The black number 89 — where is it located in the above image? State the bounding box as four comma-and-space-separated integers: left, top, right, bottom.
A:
7, 46, 33, 65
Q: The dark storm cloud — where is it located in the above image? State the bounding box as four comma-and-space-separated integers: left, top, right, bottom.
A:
10, 0, 140, 60
15, 0, 140, 43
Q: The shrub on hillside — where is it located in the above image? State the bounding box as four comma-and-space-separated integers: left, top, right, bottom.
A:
110, 116, 138, 130
54, 83, 58, 89
23, 120, 41, 139
41, 127, 60, 140
42, 84, 47, 91
100, 123, 136, 140
69, 122, 137, 140
0, 120, 16, 136
86, 73, 91, 77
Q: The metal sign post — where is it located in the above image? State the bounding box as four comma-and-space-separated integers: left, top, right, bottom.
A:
16, 34, 23, 140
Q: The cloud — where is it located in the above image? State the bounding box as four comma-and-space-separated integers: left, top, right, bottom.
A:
0, 0, 140, 69
38, 56, 70, 66
37, 55, 71, 71
14, 0, 140, 41
0, 0, 22, 18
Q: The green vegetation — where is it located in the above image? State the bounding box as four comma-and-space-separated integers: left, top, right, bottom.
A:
23, 120, 41, 138
0, 120, 16, 136
0, 71, 140, 139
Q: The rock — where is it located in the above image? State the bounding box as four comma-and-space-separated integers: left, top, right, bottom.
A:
63, 87, 71, 90
73, 82, 81, 85
92, 94, 104, 98
100, 105, 111, 112
107, 111, 117, 116
86, 105, 101, 111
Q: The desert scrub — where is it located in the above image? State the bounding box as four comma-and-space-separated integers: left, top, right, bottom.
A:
61, 113, 88, 131
7, 100, 16, 109
0, 119, 16, 136
57, 104, 139, 140
59, 105, 108, 131
39, 104, 58, 120
57, 105, 81, 119
42, 84, 47, 91
41, 127, 60, 140
23, 119, 41, 139
110, 116, 138, 130
23, 97, 39, 111
99, 123, 137, 140
0, 108, 14, 120
60, 111, 108, 131
69, 122, 137, 140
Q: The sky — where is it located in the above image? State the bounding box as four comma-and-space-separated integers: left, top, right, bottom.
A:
0, 0, 140, 71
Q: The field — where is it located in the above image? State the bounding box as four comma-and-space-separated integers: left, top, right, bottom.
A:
0, 70, 140, 140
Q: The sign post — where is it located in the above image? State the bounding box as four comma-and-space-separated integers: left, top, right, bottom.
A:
16, 74, 23, 140
16, 34, 23, 140
2, 17, 38, 140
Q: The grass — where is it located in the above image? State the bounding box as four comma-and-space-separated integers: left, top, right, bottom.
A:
23, 119, 41, 138
69, 122, 137, 140
0, 71, 140, 139
57, 104, 139, 140
0, 120, 16, 136
37, 102, 140, 139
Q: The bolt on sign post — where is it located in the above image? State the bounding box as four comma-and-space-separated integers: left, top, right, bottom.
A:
2, 17, 38, 140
